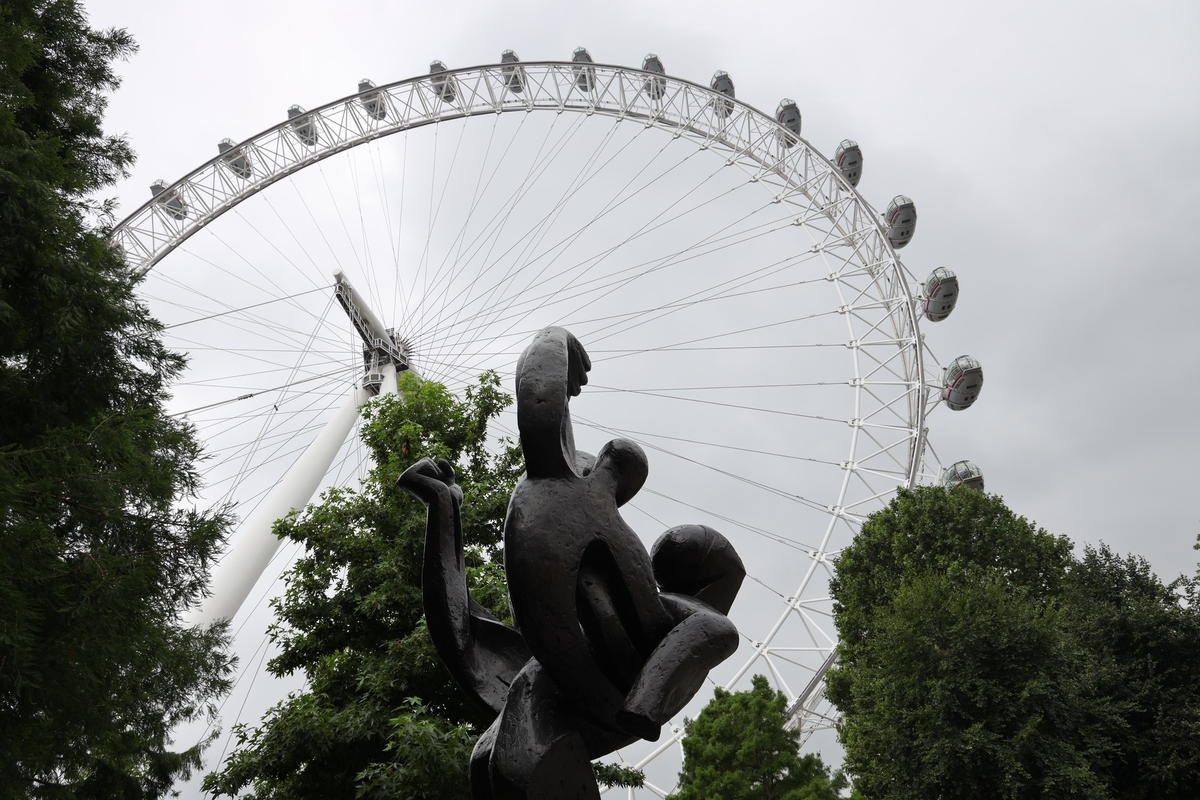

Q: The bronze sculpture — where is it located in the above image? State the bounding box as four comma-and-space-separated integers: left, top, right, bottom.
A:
400, 327, 744, 799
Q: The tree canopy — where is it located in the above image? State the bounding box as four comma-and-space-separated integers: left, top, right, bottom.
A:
672, 675, 845, 800
1, 1, 235, 796
827, 486, 1200, 799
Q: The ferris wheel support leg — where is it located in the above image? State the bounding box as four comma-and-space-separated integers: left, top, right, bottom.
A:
380, 362, 400, 396
187, 382, 370, 627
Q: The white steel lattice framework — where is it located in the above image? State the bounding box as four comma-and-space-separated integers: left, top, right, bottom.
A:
112, 61, 947, 797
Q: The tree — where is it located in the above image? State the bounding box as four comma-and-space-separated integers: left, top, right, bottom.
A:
827, 486, 1200, 799
1, 1, 235, 796
672, 675, 845, 800
1060, 545, 1200, 799
829, 485, 1075, 661
832, 571, 1107, 799
203, 372, 524, 800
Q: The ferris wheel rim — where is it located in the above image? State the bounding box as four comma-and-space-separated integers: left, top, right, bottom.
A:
110, 57, 931, 500
114, 62, 892, 280
111, 57, 941, 788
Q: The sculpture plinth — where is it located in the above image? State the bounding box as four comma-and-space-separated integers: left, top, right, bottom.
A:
400, 326, 744, 799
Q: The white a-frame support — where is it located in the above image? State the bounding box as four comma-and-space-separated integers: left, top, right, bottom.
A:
188, 271, 408, 627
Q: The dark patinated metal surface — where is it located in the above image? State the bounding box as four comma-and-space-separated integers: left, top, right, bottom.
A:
400, 327, 745, 799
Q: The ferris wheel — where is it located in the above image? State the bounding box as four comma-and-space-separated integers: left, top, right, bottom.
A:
112, 52, 981, 797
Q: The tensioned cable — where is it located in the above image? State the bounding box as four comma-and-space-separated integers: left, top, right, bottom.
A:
416, 216, 816, 357
347, 146, 385, 316
419, 165, 786, 377
317, 157, 372, 292
169, 366, 352, 417
222, 298, 339, 505
591, 386, 846, 426
412, 214, 821, 352
162, 286, 332, 329
568, 416, 833, 519
414, 112, 593, 367
441, 114, 503, 321
288, 174, 351, 277
556, 201, 797, 350
412, 112, 475, 343
144, 259, 335, 347
192, 379, 352, 486
415, 161, 753, 379
196, 419, 329, 458
175, 361, 347, 388
405, 115, 631, 352
431, 117, 654, 360
202, 387, 353, 514
573, 413, 844, 466
410, 117, 686, 355
145, 259, 348, 353
589, 307, 843, 364
162, 332, 346, 378
363, 139, 396, 319
418, 116, 442, 335
390, 122, 410, 327
249, 194, 331, 285
412, 112, 592, 335
491, 417, 823, 552
422, 134, 720, 363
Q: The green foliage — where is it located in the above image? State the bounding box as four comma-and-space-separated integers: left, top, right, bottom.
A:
834, 572, 1106, 799
672, 675, 844, 800
203, 372, 523, 799
592, 762, 646, 789
1060, 546, 1200, 799
829, 485, 1074, 657
1, 2, 235, 796
828, 486, 1200, 799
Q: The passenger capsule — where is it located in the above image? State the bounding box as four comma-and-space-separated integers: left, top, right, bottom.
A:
150, 179, 186, 220
501, 50, 525, 94
287, 105, 318, 147
835, 139, 863, 187
885, 194, 917, 249
217, 138, 252, 180
941, 460, 985, 491
572, 47, 596, 92
642, 53, 666, 100
429, 60, 456, 103
775, 98, 801, 148
710, 70, 735, 119
358, 78, 387, 121
923, 267, 959, 322
942, 355, 983, 411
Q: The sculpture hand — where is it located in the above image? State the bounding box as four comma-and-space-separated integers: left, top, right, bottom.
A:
565, 331, 592, 397
398, 456, 463, 506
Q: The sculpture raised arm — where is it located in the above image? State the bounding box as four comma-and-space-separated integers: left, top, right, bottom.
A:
398, 457, 530, 715
514, 326, 591, 480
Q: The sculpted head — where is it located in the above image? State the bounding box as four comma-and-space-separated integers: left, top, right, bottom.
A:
591, 438, 649, 506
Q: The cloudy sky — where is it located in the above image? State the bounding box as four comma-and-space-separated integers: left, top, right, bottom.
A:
90, 0, 1200, 794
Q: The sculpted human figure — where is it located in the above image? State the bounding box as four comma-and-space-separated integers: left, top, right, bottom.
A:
399, 326, 745, 800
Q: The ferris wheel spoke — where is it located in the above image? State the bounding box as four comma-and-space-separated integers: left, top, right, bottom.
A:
427, 142, 715, 345
427, 120, 692, 358
413, 113, 588, 341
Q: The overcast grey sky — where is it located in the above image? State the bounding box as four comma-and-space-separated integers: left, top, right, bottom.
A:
90, 0, 1200, 794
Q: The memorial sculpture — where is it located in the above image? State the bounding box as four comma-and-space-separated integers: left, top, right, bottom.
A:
400, 326, 745, 799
